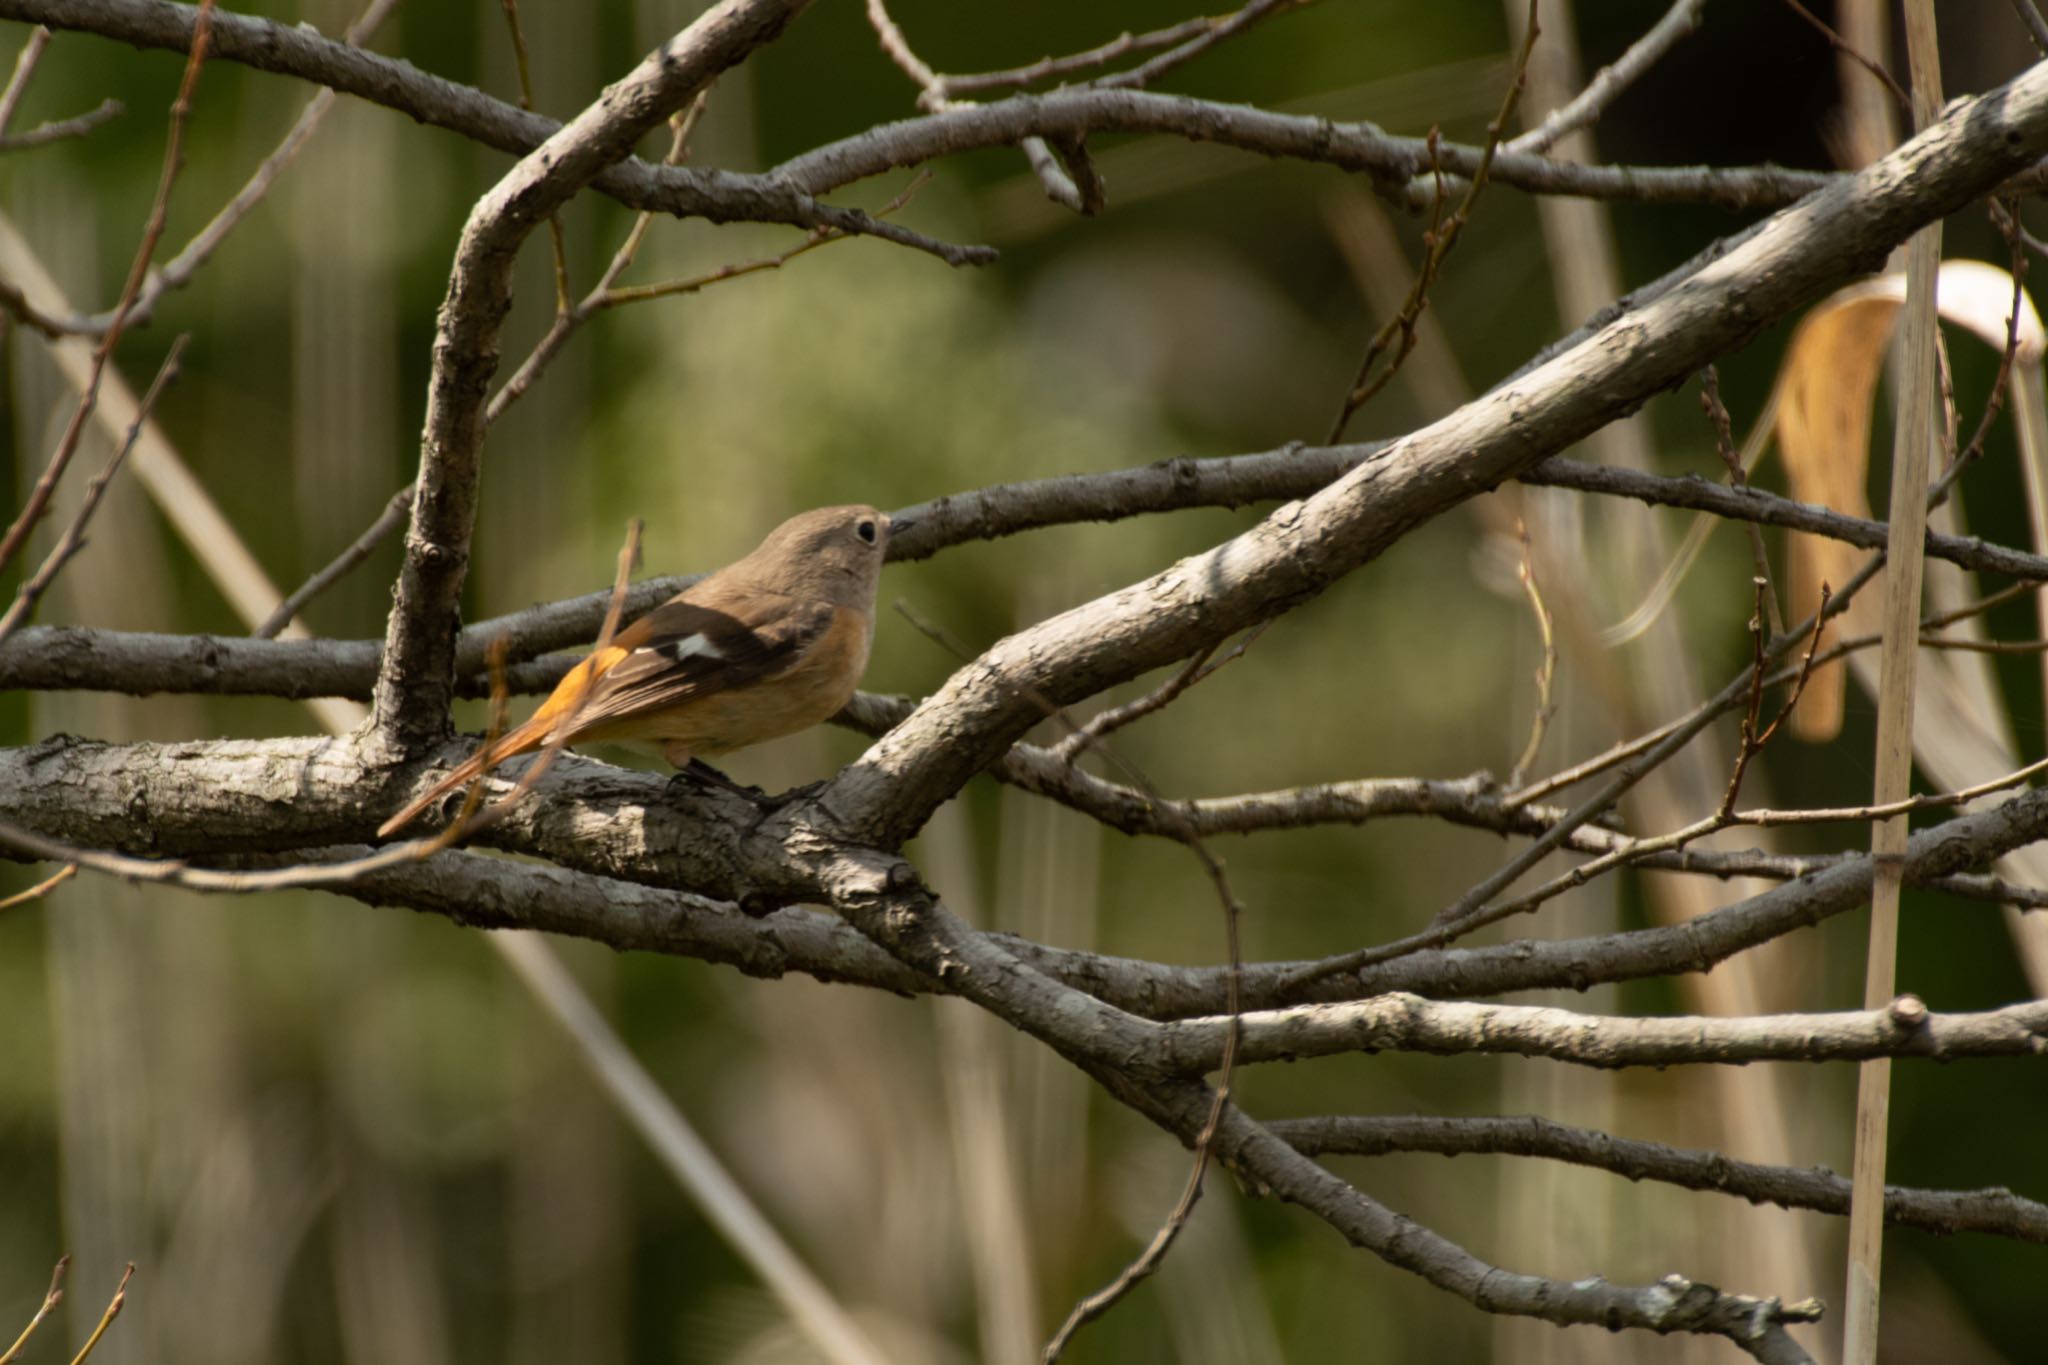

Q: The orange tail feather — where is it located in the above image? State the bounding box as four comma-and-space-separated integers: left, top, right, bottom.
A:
375, 725, 543, 838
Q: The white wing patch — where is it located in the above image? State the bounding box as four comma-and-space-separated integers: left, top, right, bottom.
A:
663, 633, 724, 664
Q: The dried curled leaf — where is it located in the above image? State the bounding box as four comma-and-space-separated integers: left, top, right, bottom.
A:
1775, 261, 2046, 740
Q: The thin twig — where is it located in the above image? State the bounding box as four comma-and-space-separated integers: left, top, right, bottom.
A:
1701, 365, 1781, 635
1268, 1113, 2048, 1242
498, 166, 930, 418
0, 1256, 67, 1365
0, 335, 189, 644
0, 861, 76, 911
864, 0, 937, 89
598, 225, 843, 307
2012, 0, 2048, 56
1280, 568, 1879, 988
1947, 200, 2030, 483
1507, 521, 1556, 789
1918, 631, 2048, 654
1922, 581, 2033, 631
864, 0, 1086, 209
65, 1263, 132, 1365
1511, 557, 1880, 809
0, 97, 121, 152
485, 100, 706, 425
1052, 621, 1268, 764
499, 0, 571, 313
254, 480, 416, 638
1754, 586, 1830, 751
1478, 750, 2048, 940
1095, 0, 1302, 92
931, 16, 1217, 101
488, 103, 941, 431
427, 638, 516, 850
1780, 0, 1910, 111
1417, 598, 1832, 938
35, 0, 405, 337
1717, 577, 1779, 819
1505, 0, 1709, 157
1040, 1083, 1227, 1360
892, 602, 1243, 1363
0, 25, 49, 137
1327, 0, 1539, 442
0, 817, 458, 894
0, 0, 215, 577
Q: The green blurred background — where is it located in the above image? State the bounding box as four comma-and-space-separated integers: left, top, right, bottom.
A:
1, 1, 2044, 1360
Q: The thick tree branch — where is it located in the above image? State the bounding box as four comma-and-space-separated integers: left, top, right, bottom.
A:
1158, 990, 2048, 1073
7, 737, 2048, 1022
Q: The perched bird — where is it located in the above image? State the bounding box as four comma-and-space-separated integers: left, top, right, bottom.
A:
377, 504, 898, 837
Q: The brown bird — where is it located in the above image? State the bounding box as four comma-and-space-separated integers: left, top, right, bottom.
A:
377, 504, 897, 838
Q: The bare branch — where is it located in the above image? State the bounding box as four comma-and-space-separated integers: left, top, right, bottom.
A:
0, 22, 121, 156
63, 1263, 132, 1365
0, 22, 47, 135
1779, 0, 1909, 111
1505, 0, 1708, 156
1268, 1113, 2048, 1243
930, 16, 1218, 101
821, 67, 2048, 848
486, 99, 707, 426
0, 860, 75, 910
0, 0, 215, 579
0, 0, 989, 264
1158, 990, 2048, 1073
0, 1256, 67, 1365
1329, 4, 1538, 441
496, 0, 570, 313
0, 95, 119, 150
2, 0, 1841, 215
2012, 0, 2048, 56
254, 480, 414, 638
1092, 0, 1302, 92
1188, 1099, 1823, 1363
1518, 458, 2048, 583
9, 736, 2048, 1016
0, 335, 188, 644
1506, 521, 1555, 788
893, 600, 1250, 1363
770, 87, 1837, 211
1050, 625, 1268, 764
1269, 782, 2048, 1009
369, 0, 814, 755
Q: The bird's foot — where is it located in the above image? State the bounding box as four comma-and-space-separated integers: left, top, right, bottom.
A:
752, 779, 824, 812
667, 759, 768, 803
668, 762, 823, 816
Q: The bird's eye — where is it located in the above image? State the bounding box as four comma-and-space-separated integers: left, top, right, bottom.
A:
856, 520, 877, 544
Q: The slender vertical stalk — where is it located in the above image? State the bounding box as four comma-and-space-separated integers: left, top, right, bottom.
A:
1843, 5, 1942, 1360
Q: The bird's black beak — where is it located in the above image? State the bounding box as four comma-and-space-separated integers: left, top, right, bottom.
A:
887, 514, 917, 537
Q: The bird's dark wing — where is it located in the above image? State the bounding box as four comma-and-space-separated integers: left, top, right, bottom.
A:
563, 592, 833, 731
